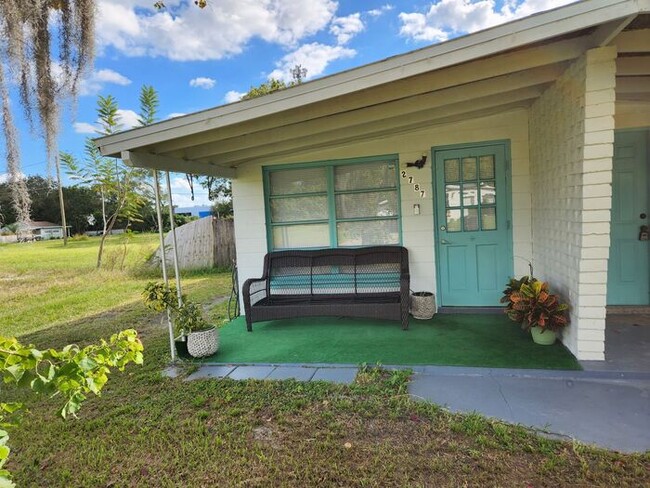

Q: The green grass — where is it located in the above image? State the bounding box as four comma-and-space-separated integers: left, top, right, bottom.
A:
5, 317, 649, 487
0, 233, 228, 337
1, 236, 648, 486
208, 314, 581, 369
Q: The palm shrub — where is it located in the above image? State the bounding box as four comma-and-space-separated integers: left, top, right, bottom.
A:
505, 279, 570, 333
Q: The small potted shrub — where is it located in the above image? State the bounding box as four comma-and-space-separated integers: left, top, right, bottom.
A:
502, 278, 570, 345
142, 282, 219, 358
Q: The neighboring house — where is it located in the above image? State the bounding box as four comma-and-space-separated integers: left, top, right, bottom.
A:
95, 0, 650, 361
19, 221, 69, 240
175, 205, 212, 218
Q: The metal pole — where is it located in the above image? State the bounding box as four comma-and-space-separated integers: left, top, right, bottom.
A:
153, 170, 176, 361
165, 171, 183, 307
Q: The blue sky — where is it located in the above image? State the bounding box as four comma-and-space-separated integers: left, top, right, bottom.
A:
3, 0, 574, 207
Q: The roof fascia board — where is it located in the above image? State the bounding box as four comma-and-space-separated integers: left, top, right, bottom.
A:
96, 0, 644, 156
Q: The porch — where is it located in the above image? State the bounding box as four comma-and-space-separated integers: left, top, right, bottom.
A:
199, 313, 580, 370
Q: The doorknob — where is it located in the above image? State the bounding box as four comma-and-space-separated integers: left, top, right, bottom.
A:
441, 239, 451, 245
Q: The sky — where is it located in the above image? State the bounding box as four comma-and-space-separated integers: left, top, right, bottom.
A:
2, 0, 576, 208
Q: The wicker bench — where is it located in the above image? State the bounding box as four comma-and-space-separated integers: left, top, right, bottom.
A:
243, 246, 410, 331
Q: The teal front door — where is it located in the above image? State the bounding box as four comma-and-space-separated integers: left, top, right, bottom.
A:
607, 130, 649, 305
433, 141, 513, 306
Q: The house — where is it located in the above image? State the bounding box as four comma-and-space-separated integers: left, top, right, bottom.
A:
19, 221, 69, 240
95, 0, 650, 361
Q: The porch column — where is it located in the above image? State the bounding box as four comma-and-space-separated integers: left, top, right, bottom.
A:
529, 46, 617, 360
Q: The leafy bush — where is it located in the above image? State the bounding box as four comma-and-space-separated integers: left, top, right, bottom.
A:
502, 278, 570, 332
0, 329, 144, 486
142, 282, 211, 335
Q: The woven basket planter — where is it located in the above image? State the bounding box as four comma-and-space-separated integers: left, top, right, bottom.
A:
187, 327, 219, 358
410, 292, 436, 320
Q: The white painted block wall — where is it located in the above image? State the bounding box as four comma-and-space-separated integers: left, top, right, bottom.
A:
529, 47, 617, 360
232, 109, 532, 312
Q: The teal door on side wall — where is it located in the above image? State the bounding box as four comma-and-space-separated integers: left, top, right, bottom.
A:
607, 130, 649, 305
433, 142, 513, 306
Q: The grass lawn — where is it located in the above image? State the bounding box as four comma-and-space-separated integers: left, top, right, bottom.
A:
0, 234, 229, 337
1, 237, 648, 486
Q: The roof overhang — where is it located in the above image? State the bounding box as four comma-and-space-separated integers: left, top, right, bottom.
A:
95, 0, 650, 178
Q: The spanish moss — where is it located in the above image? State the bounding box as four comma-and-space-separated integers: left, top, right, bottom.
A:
0, 0, 95, 225
0, 63, 31, 229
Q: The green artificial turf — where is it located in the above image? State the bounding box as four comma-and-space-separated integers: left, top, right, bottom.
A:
204, 314, 581, 370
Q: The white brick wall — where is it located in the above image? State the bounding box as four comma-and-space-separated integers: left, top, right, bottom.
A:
529, 47, 616, 360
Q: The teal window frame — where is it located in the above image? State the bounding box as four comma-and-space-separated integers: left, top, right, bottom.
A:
263, 155, 402, 251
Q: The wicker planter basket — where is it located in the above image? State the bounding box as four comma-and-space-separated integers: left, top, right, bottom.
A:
187, 327, 219, 358
410, 292, 436, 320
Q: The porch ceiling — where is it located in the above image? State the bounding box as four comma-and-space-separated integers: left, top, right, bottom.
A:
94, 1, 650, 178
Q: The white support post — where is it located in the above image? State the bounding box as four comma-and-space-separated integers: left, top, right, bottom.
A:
165, 171, 184, 308
153, 170, 176, 362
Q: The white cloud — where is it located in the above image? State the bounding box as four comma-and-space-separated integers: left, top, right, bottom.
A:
73, 122, 99, 134
224, 90, 246, 104
268, 43, 356, 82
96, 0, 338, 61
167, 112, 186, 119
79, 68, 131, 96
399, 0, 577, 42
189, 77, 216, 89
368, 4, 394, 17
116, 109, 140, 130
330, 13, 364, 45
74, 107, 140, 135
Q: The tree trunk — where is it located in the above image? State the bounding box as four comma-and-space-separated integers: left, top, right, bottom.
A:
96, 213, 118, 269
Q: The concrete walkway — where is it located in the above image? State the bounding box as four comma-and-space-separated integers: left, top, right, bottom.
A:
408, 365, 650, 453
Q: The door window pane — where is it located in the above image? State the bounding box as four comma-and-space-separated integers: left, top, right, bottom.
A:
337, 220, 399, 246
480, 181, 496, 205
272, 224, 330, 249
270, 167, 327, 195
446, 209, 461, 232
336, 191, 398, 219
444, 159, 460, 182
270, 196, 328, 222
462, 157, 477, 181
462, 183, 478, 206
463, 208, 479, 231
445, 184, 461, 207
481, 207, 497, 230
479, 155, 495, 180
335, 161, 396, 191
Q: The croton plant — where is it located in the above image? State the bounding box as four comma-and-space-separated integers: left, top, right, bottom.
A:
501, 277, 570, 333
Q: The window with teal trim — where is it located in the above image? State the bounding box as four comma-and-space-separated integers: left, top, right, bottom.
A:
266, 158, 400, 249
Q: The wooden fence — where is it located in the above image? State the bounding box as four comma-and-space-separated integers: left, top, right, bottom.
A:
161, 217, 235, 270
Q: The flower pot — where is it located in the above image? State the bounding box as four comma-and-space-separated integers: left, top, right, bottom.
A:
531, 326, 556, 345
410, 292, 436, 320
187, 327, 219, 358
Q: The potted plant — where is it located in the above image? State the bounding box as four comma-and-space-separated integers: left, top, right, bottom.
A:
410, 291, 436, 320
142, 282, 219, 358
502, 278, 570, 345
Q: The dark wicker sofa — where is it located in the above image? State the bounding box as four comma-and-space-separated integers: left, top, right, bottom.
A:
243, 246, 410, 331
